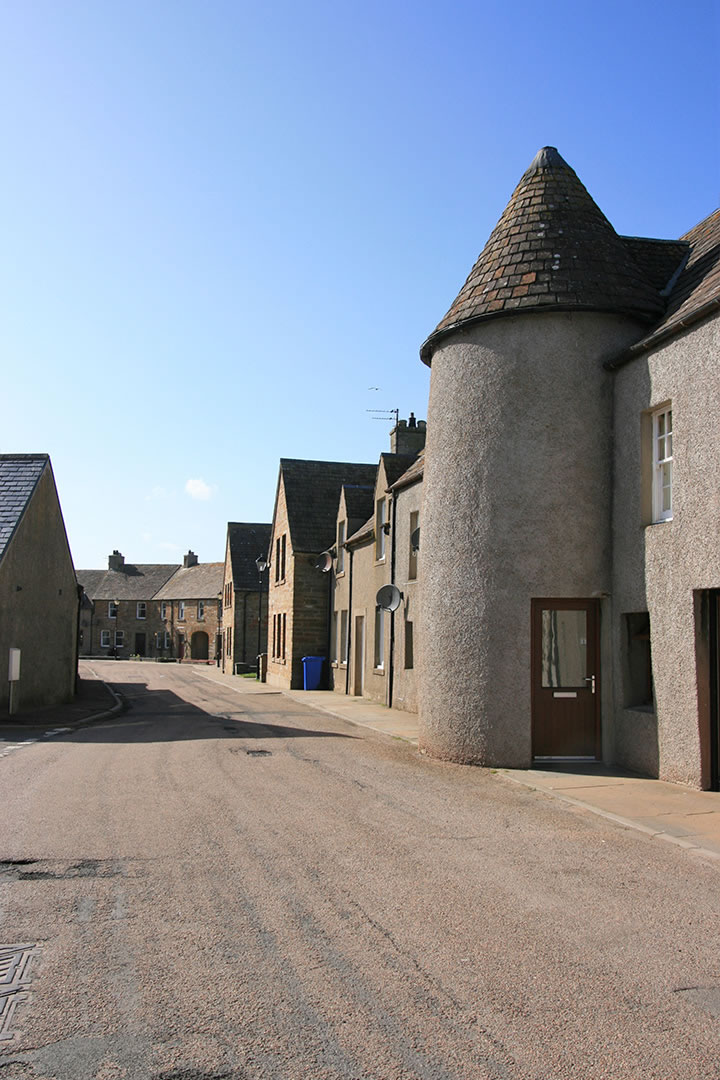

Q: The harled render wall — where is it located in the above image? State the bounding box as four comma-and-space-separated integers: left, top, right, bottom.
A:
418, 311, 643, 767
0, 468, 78, 711
612, 313, 720, 787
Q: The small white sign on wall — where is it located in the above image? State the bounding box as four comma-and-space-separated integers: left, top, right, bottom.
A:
8, 649, 21, 682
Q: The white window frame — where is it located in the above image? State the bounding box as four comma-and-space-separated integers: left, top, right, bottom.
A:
340, 609, 348, 665
114, 630, 124, 649
178, 601, 185, 621
108, 601, 119, 619
100, 630, 111, 648
376, 499, 386, 561
374, 605, 385, 670
337, 521, 346, 574
161, 601, 167, 620
164, 631, 170, 649
652, 406, 673, 522
137, 602, 146, 620
197, 600, 205, 621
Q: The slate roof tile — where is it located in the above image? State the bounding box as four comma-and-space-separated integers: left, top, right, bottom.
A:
0, 455, 48, 562
155, 563, 224, 600
226, 523, 272, 590
280, 459, 377, 553
421, 146, 666, 364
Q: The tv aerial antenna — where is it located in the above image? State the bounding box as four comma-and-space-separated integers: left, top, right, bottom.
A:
367, 407, 399, 426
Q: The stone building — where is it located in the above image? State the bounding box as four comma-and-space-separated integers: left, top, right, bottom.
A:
153, 552, 223, 661
77, 552, 179, 658
78, 550, 222, 661
0, 454, 78, 713
266, 458, 377, 689
418, 145, 720, 788
220, 522, 272, 674
329, 417, 426, 709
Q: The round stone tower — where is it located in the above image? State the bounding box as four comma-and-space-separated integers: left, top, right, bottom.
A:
418, 147, 664, 767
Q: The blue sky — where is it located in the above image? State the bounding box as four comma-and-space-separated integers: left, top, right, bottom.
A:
2, 0, 717, 568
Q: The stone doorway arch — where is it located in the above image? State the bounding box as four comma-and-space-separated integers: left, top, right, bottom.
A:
191, 631, 209, 660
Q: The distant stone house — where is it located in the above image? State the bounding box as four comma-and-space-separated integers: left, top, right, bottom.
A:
149, 552, 223, 662
77, 551, 179, 658
0, 454, 78, 713
418, 144, 720, 789
78, 549, 222, 661
266, 458, 377, 689
219, 522, 272, 674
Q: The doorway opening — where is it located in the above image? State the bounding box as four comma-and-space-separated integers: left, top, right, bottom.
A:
531, 598, 601, 761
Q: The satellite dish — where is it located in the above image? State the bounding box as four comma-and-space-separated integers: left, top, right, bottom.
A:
314, 551, 333, 573
410, 527, 420, 553
376, 584, 403, 612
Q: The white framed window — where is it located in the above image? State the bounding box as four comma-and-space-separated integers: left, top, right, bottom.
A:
100, 630, 111, 648
337, 521, 346, 574
114, 630, 124, 648
408, 510, 419, 581
197, 600, 205, 621
376, 499, 387, 561
108, 601, 119, 619
137, 602, 146, 620
652, 406, 673, 522
374, 605, 384, 670
164, 631, 170, 649
161, 601, 167, 620
178, 601, 185, 621
340, 609, 348, 665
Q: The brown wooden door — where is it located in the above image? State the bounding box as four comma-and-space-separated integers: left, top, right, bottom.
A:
531, 599, 600, 760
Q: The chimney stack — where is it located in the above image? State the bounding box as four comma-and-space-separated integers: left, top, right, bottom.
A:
108, 550, 125, 571
390, 413, 427, 456
183, 550, 199, 568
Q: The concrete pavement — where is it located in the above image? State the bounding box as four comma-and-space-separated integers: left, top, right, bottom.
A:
5, 659, 720, 864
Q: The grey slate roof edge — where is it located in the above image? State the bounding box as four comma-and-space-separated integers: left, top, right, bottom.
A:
346, 515, 375, 546
154, 563, 225, 600
0, 455, 50, 566
388, 456, 425, 492
277, 458, 377, 554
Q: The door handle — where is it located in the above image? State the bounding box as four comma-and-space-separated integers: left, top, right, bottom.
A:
584, 675, 596, 694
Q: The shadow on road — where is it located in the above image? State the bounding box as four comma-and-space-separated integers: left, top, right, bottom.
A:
67, 681, 358, 744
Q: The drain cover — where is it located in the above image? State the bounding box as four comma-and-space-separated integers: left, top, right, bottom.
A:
0, 944, 36, 1041
246, 749, 271, 757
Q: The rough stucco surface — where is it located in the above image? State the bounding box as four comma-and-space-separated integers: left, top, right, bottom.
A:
419, 311, 643, 766
0, 467, 78, 710
612, 313, 720, 787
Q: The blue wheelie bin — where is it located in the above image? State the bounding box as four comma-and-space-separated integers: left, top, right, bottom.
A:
302, 656, 324, 690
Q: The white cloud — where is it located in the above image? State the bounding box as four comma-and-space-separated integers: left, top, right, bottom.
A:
185, 477, 214, 501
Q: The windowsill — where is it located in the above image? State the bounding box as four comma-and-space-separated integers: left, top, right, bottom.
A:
375, 557, 386, 566
646, 517, 673, 527
624, 704, 655, 714
336, 571, 346, 579
373, 666, 385, 676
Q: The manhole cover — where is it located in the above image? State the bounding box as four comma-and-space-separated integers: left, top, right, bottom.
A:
0, 944, 36, 1041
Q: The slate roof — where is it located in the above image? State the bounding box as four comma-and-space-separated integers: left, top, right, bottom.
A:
279, 459, 377, 553
77, 564, 180, 600
0, 454, 48, 563
421, 146, 667, 364
154, 562, 224, 600
380, 453, 418, 488
346, 515, 375, 547
226, 523, 272, 590
341, 484, 375, 524
388, 451, 425, 492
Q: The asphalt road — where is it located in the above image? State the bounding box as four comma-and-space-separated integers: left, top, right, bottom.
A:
0, 661, 719, 1080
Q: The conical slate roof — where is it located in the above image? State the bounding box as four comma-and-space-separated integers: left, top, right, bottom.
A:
421, 146, 665, 364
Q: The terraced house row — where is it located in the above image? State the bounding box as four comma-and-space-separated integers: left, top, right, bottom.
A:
3, 146, 719, 792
